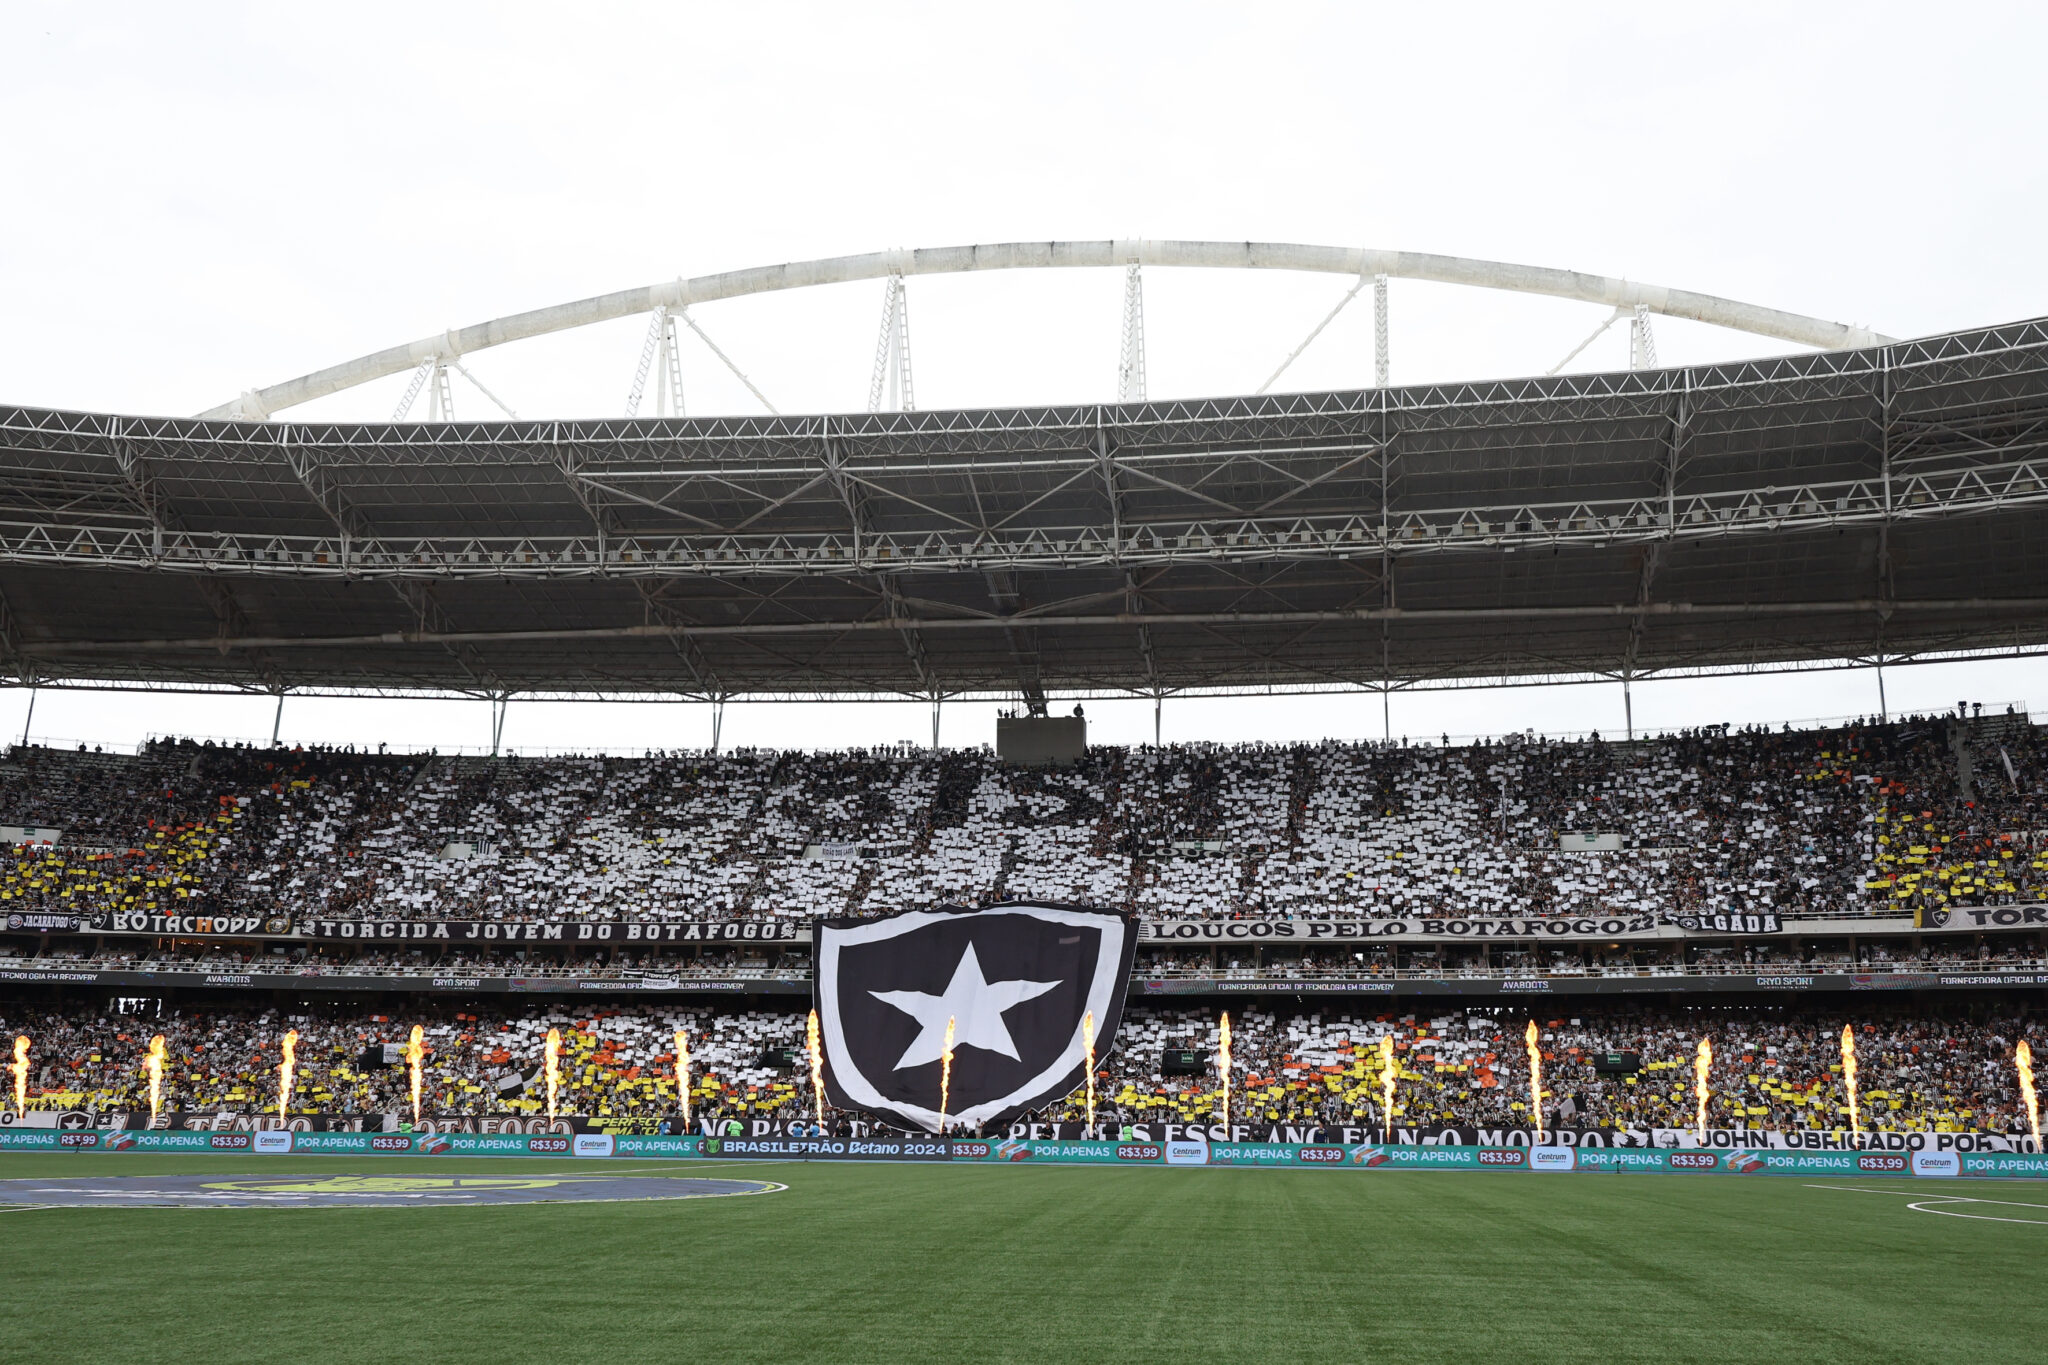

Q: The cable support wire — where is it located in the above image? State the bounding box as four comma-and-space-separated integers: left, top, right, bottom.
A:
1258, 271, 1370, 395
1547, 307, 1628, 376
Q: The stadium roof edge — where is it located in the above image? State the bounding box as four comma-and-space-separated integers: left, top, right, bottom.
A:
2, 315, 2044, 699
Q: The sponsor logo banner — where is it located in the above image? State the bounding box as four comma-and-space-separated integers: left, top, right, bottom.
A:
299, 918, 801, 943
6, 1131, 2046, 1178
698, 1137, 957, 1161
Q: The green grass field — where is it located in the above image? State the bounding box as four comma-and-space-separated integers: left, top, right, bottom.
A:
1, 1154, 2042, 1363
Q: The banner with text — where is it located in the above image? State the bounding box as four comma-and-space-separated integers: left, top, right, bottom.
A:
297, 918, 802, 943
1138, 913, 1782, 945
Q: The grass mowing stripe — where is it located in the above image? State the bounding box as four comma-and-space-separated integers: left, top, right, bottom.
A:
0, 1155, 2039, 1364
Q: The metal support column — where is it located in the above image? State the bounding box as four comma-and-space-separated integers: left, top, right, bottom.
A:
1622, 673, 1634, 741
1629, 304, 1658, 371
931, 695, 942, 750
1117, 263, 1148, 402
427, 360, 456, 421
270, 690, 286, 746
867, 275, 916, 412
711, 696, 725, 753
19, 683, 34, 748
1373, 274, 1389, 387
1153, 693, 1162, 748
625, 307, 688, 418
489, 694, 510, 757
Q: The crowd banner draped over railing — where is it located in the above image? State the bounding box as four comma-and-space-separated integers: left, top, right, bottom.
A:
296, 919, 802, 942
91, 913, 293, 936
7, 908, 2045, 945
1137, 914, 1783, 943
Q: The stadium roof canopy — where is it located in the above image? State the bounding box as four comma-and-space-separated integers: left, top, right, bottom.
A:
1, 317, 2045, 704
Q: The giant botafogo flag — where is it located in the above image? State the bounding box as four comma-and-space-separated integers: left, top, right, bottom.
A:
815, 903, 1135, 1133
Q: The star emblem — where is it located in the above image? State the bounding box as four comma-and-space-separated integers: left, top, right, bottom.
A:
870, 942, 1061, 1070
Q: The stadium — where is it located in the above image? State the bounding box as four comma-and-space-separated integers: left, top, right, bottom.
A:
1, 220, 2046, 1360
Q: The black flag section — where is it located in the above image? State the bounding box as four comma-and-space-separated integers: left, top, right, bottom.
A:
815, 902, 1135, 1134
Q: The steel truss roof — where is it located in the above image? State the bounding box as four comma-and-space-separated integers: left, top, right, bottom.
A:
2, 319, 2046, 701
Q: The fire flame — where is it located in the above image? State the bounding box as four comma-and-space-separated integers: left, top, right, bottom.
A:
939, 1015, 956, 1133
1694, 1037, 1712, 1141
1840, 1025, 1860, 1135
544, 1027, 562, 1125
10, 1036, 27, 1116
673, 1027, 690, 1129
142, 1034, 166, 1127
1082, 1010, 1097, 1132
807, 1009, 826, 1128
1218, 1012, 1233, 1130
2018, 1040, 2040, 1149
1379, 1034, 1396, 1142
403, 1024, 426, 1127
1525, 1020, 1544, 1143
278, 1029, 299, 1117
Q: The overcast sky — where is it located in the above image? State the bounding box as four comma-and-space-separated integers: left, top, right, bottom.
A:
2, 1, 2045, 754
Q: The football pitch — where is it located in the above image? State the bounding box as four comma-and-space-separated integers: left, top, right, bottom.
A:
0, 1155, 2041, 1364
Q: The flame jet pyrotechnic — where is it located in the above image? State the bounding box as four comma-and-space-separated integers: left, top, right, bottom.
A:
1841, 1025, 1860, 1136
1525, 1021, 1544, 1143
939, 1016, 956, 1133
278, 1029, 299, 1117
10, 1036, 27, 1116
1082, 1011, 1097, 1132
544, 1028, 562, 1125
674, 1028, 690, 1128
807, 1010, 826, 1128
1695, 1038, 1713, 1141
143, 1035, 166, 1127
404, 1026, 426, 1127
1379, 1034, 1397, 1142
1218, 1013, 1233, 1130
2018, 1041, 2040, 1149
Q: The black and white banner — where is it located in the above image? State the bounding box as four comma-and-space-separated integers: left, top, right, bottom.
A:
1137, 913, 1784, 944
4, 912, 86, 933
1665, 912, 1783, 934
1915, 904, 2048, 933
816, 902, 1136, 1135
298, 918, 801, 943
90, 912, 293, 936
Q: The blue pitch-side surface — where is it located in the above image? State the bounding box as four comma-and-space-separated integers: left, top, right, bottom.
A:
0, 1174, 783, 1207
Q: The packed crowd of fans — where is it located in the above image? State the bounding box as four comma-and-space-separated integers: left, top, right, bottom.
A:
1071, 1004, 2043, 1138
1, 1000, 2036, 1139
0, 710, 2040, 929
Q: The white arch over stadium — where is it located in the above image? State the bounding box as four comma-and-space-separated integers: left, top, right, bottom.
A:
200, 239, 1893, 420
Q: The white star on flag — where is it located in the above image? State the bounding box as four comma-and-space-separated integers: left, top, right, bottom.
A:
870, 942, 1061, 1070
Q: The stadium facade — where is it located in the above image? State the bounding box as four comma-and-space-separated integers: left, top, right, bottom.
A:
1, 300, 2045, 1145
